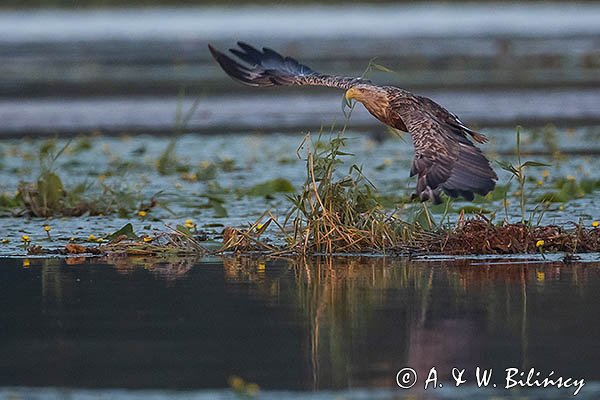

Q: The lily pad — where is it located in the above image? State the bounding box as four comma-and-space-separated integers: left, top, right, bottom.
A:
244, 178, 295, 197
106, 223, 138, 242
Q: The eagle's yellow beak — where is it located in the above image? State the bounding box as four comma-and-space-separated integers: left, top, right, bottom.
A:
345, 87, 359, 101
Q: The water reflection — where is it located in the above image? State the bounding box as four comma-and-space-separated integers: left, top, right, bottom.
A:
1, 256, 599, 397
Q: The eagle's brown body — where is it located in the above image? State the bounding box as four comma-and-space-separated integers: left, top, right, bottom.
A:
209, 42, 497, 203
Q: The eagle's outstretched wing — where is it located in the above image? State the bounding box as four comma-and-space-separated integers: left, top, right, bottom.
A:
208, 42, 367, 89
209, 42, 497, 204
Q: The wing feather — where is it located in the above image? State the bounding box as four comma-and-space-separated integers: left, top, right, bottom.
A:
390, 93, 497, 203
209, 42, 367, 89
416, 95, 489, 144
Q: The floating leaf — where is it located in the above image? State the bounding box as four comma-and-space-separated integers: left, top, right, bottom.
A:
210, 200, 228, 218
459, 206, 492, 214
38, 171, 65, 211
521, 161, 551, 168
175, 224, 193, 236
244, 178, 295, 197
106, 223, 138, 242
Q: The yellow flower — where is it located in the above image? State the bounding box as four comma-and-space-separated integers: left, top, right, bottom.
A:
537, 180, 543, 186
542, 170, 550, 178
23, 259, 30, 268
138, 210, 147, 218
257, 262, 266, 272
593, 221, 599, 228
184, 219, 195, 229
245, 383, 260, 395
536, 240, 545, 248
1, 238, 9, 244
181, 172, 198, 182
87, 234, 96, 242
43, 225, 51, 232
143, 236, 153, 243
536, 271, 545, 282
21, 235, 30, 242
228, 376, 245, 391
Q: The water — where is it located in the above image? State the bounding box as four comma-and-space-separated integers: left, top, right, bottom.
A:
1, 256, 600, 399
1, 4, 600, 398
1, 4, 599, 42
2, 89, 599, 137
1, 3, 599, 135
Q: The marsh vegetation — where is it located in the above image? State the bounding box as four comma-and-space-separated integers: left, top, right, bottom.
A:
2, 121, 600, 259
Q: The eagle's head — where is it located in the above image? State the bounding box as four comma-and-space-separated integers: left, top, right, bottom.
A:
345, 84, 390, 121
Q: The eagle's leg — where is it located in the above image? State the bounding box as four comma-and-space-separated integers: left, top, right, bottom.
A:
411, 175, 443, 204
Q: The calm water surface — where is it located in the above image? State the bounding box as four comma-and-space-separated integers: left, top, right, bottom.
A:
1, 3, 599, 135
1, 256, 599, 399
1, 4, 600, 398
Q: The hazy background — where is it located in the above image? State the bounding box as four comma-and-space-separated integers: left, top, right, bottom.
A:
0, 2, 598, 137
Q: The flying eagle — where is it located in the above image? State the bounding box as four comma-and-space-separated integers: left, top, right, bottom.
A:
208, 42, 497, 204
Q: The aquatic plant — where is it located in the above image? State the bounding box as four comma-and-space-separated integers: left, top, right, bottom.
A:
414, 217, 600, 255
13, 139, 163, 218
221, 210, 280, 253
29, 222, 209, 257
228, 375, 260, 397
496, 127, 549, 225
536, 176, 600, 203
284, 131, 402, 254
43, 224, 52, 240
157, 88, 202, 175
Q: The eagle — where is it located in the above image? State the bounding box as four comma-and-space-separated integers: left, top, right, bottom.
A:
208, 42, 497, 204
